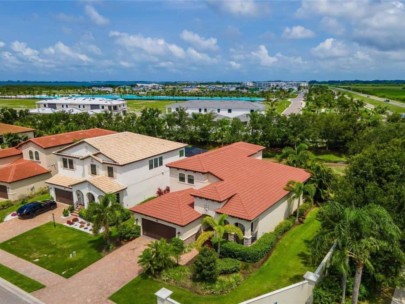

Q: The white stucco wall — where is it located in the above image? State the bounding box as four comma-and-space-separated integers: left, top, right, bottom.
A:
2, 173, 51, 201
172, 107, 264, 119
250, 151, 263, 159
194, 197, 226, 218
170, 169, 220, 192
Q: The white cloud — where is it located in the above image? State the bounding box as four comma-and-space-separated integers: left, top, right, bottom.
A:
0, 41, 5, 48
84, 5, 109, 26
206, 0, 268, 16
251, 45, 278, 67
180, 30, 218, 51
321, 17, 345, 35
282, 26, 314, 39
44, 42, 92, 63
229, 60, 241, 69
311, 38, 350, 59
186, 47, 217, 64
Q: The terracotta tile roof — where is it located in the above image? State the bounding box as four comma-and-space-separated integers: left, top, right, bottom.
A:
0, 147, 22, 159
46, 175, 85, 188
81, 132, 187, 165
19, 128, 116, 149
85, 176, 126, 193
0, 159, 50, 183
0, 123, 34, 135
131, 189, 201, 226
168, 142, 311, 221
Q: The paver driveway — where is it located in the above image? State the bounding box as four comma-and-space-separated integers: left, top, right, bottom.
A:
0, 203, 67, 243
32, 236, 152, 304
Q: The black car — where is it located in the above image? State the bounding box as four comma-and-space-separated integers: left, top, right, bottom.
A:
17, 200, 57, 218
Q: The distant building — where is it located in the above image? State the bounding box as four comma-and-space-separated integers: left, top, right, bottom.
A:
166, 100, 265, 122
30, 97, 127, 115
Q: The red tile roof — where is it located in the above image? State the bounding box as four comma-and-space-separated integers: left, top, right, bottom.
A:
0, 159, 50, 183
0, 123, 34, 135
0, 148, 22, 159
168, 142, 311, 221
18, 128, 116, 149
131, 189, 201, 226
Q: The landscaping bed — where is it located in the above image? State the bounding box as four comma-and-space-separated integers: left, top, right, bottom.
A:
0, 263, 45, 292
110, 208, 320, 304
0, 222, 105, 278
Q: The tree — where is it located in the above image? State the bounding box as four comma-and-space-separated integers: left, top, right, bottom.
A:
171, 237, 185, 265
138, 239, 175, 277
89, 194, 124, 246
196, 214, 243, 256
307, 162, 336, 203
2, 133, 28, 147
192, 247, 218, 283
284, 180, 315, 223
277, 143, 314, 168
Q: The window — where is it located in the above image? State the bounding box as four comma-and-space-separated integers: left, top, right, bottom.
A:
101, 105, 105, 109
187, 175, 194, 184
34, 151, 39, 161
90, 164, 97, 175
199, 108, 202, 113
179, 173, 185, 182
116, 193, 120, 203
179, 149, 185, 157
250, 109, 254, 113
62, 158, 74, 169
228, 109, 232, 113
204, 108, 207, 113
113, 106, 117, 110
107, 166, 114, 178
29, 150, 34, 160
149, 156, 164, 170
217, 109, 220, 113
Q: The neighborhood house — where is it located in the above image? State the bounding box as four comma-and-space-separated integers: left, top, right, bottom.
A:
46, 132, 187, 208
0, 122, 35, 144
131, 142, 311, 245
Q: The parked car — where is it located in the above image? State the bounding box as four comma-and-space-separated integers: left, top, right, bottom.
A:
384, 99, 390, 103
17, 200, 57, 218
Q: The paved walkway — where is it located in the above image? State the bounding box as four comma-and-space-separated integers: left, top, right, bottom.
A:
179, 248, 198, 266
0, 204, 67, 243
392, 287, 405, 304
33, 236, 152, 304
282, 92, 305, 115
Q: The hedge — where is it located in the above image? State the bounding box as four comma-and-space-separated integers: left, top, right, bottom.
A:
0, 201, 12, 210
217, 258, 241, 274
220, 217, 296, 263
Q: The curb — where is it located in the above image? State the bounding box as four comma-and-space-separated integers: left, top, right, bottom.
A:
0, 277, 45, 304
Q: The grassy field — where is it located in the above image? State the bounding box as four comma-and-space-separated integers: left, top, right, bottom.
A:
0, 264, 45, 292
110, 209, 320, 304
125, 100, 181, 112
340, 84, 405, 102
0, 193, 51, 222
0, 222, 105, 278
275, 99, 291, 114
0, 99, 37, 109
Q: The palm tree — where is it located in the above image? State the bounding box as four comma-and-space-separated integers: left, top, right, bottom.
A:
284, 180, 315, 223
196, 214, 243, 256
277, 143, 314, 168
307, 162, 336, 203
2, 133, 28, 148
138, 239, 175, 276
90, 193, 124, 246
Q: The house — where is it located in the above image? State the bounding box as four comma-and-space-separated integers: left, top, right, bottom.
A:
166, 100, 265, 122
0, 128, 115, 200
30, 97, 127, 115
131, 142, 310, 245
0, 123, 35, 145
46, 132, 187, 208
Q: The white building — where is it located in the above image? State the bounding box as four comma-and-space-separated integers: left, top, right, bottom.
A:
166, 100, 265, 122
46, 132, 187, 209
30, 97, 127, 115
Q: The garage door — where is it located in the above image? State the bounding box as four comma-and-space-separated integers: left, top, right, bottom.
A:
142, 218, 176, 240
0, 185, 8, 199
55, 189, 73, 205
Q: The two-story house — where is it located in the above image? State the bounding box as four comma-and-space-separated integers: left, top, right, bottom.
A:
46, 132, 187, 208
131, 142, 310, 245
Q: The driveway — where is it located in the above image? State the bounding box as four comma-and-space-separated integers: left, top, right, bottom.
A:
0, 203, 67, 243
33, 236, 152, 304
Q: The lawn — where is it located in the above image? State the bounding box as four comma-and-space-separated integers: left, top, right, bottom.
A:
0, 99, 37, 109
0, 264, 44, 292
110, 209, 320, 304
340, 84, 405, 102
275, 99, 291, 114
313, 152, 347, 163
126, 100, 182, 112
0, 192, 51, 222
0, 222, 105, 278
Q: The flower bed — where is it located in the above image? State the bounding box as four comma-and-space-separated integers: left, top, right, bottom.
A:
65, 217, 98, 234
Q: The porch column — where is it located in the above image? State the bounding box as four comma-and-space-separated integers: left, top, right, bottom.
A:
243, 236, 252, 246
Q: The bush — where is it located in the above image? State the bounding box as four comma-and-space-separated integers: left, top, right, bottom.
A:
108, 208, 132, 226
72, 217, 79, 223
313, 274, 341, 304
68, 205, 74, 213
273, 217, 295, 236
298, 202, 312, 217
78, 208, 90, 221
201, 273, 242, 295
0, 201, 12, 210
62, 209, 69, 217
117, 224, 140, 241
66, 220, 73, 225
217, 258, 240, 274
193, 247, 218, 283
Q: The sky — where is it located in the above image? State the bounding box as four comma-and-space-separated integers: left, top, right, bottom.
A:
0, 0, 405, 81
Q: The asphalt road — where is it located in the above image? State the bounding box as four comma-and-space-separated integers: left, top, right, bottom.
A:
282, 92, 305, 115
337, 88, 405, 109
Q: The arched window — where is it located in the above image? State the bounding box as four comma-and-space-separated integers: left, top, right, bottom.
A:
34, 151, 39, 161
29, 150, 34, 160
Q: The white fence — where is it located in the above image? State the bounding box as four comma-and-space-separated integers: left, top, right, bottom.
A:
155, 244, 336, 304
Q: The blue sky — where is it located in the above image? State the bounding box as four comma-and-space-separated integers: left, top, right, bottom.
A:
0, 0, 405, 81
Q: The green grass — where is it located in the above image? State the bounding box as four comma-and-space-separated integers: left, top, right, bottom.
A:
110, 209, 320, 304
0, 222, 105, 278
340, 85, 405, 102
0, 264, 44, 292
275, 99, 291, 114
0, 99, 37, 109
0, 192, 51, 222
314, 153, 347, 163
126, 100, 181, 112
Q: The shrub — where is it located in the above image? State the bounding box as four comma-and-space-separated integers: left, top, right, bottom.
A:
0, 201, 12, 210
193, 247, 218, 283
78, 208, 89, 221
201, 273, 242, 295
72, 217, 79, 223
107, 208, 132, 226
171, 237, 185, 265
273, 217, 295, 236
298, 202, 312, 218
217, 258, 240, 274
66, 220, 73, 225
138, 239, 175, 277
62, 209, 69, 217
67, 205, 74, 213
117, 224, 140, 241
